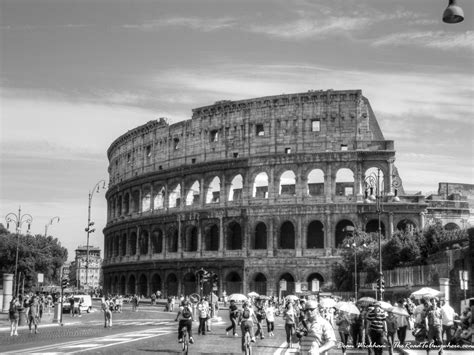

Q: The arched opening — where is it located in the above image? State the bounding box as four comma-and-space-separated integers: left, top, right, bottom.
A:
120, 234, 126, 256
254, 222, 267, 250
131, 190, 140, 213
278, 273, 295, 297
139, 230, 149, 255
250, 273, 267, 295
444, 223, 460, 231
397, 219, 417, 233
185, 226, 198, 252
128, 274, 136, 294
229, 174, 243, 201
365, 219, 386, 236
183, 273, 196, 296
307, 169, 324, 196
129, 232, 137, 255
169, 184, 181, 208
113, 276, 119, 294
124, 193, 130, 214
142, 187, 151, 212
167, 228, 178, 253
306, 273, 324, 292
153, 185, 165, 210
206, 176, 221, 204
138, 274, 147, 296
113, 235, 119, 256
279, 170, 296, 196
307, 220, 324, 248
225, 272, 242, 294
151, 229, 163, 254
279, 221, 295, 249
151, 274, 161, 294
120, 275, 126, 295
253, 172, 268, 198
335, 168, 354, 196
335, 220, 355, 247
186, 180, 200, 206
227, 222, 242, 250
116, 196, 122, 216
204, 224, 219, 251
166, 274, 178, 297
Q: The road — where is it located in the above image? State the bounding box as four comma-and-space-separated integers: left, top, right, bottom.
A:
1, 301, 472, 354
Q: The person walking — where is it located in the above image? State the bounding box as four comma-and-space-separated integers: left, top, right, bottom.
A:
336, 310, 351, 354
440, 299, 456, 345
299, 300, 337, 355
102, 297, 112, 328
386, 310, 398, 355
366, 301, 387, 355
265, 301, 276, 337
28, 295, 41, 334
254, 299, 266, 340
225, 299, 239, 337
197, 299, 209, 335
9, 296, 21, 336
283, 301, 297, 348
424, 297, 443, 347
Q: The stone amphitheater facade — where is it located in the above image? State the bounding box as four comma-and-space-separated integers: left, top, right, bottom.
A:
102, 89, 428, 298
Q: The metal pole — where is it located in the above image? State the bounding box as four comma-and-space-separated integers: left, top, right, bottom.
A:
377, 168, 383, 301
86, 192, 91, 289
354, 248, 358, 300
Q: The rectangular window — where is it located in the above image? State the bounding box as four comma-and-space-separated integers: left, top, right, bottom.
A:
285, 147, 291, 154
192, 158, 196, 164
311, 120, 321, 132
344, 187, 353, 196
210, 130, 219, 142
146, 145, 152, 157
256, 124, 265, 136
173, 138, 180, 150
233, 152, 239, 158
341, 144, 348, 151
127, 153, 131, 163
212, 191, 220, 203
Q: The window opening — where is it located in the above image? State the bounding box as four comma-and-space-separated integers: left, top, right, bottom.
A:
256, 124, 265, 136
311, 119, 320, 132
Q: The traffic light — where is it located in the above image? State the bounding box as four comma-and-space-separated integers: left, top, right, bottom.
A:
85, 221, 95, 233
380, 278, 385, 293
376, 278, 381, 291
61, 279, 69, 288
212, 273, 218, 286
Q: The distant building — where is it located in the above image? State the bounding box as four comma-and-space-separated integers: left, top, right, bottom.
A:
69, 245, 102, 291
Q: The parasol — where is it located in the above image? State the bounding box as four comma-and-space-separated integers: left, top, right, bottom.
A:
379, 301, 393, 311
357, 297, 376, 306
256, 295, 271, 301
247, 291, 259, 298
285, 295, 299, 301
228, 293, 248, 302
319, 298, 337, 308
410, 287, 442, 299
389, 306, 410, 317
336, 302, 360, 315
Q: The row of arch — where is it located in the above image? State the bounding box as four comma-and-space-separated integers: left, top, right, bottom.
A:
104, 271, 326, 297
107, 167, 393, 218
105, 217, 418, 259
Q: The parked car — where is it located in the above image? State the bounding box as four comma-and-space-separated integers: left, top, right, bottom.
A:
62, 295, 93, 313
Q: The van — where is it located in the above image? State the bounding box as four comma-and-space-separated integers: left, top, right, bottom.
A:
75, 295, 93, 313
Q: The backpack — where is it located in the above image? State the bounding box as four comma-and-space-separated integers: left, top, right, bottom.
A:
9, 301, 17, 317
242, 309, 250, 319
182, 306, 192, 319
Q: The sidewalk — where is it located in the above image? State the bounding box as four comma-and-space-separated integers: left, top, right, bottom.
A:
0, 310, 76, 332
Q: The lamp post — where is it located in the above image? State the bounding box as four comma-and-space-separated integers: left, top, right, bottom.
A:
364, 168, 401, 301
346, 241, 367, 300
443, 0, 464, 24
84, 179, 106, 291
5, 206, 33, 297
44, 216, 60, 237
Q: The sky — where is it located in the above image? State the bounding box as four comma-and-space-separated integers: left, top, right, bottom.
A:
1, 0, 473, 261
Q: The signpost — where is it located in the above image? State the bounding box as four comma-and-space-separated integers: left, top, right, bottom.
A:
460, 270, 469, 304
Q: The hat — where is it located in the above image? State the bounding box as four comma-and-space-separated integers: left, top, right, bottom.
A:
305, 300, 319, 310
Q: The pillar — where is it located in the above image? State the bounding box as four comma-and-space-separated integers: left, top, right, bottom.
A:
439, 278, 450, 303
2, 273, 13, 313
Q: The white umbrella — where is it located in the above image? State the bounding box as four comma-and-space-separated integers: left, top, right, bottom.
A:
336, 302, 360, 315
379, 301, 393, 311
247, 291, 259, 298
285, 295, 299, 301
319, 298, 337, 308
410, 287, 442, 299
389, 306, 410, 317
228, 293, 248, 302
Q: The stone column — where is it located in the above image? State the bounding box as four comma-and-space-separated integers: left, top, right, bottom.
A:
218, 216, 224, 257
2, 273, 13, 313
267, 219, 274, 257
388, 212, 394, 237
325, 164, 332, 203
296, 216, 303, 257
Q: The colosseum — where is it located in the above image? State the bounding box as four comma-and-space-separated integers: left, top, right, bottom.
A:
102, 89, 432, 298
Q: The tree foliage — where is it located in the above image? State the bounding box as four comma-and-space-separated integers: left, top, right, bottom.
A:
0, 223, 68, 292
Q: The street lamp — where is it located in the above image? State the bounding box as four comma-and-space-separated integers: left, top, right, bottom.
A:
5, 206, 33, 296
364, 168, 401, 301
44, 216, 60, 237
443, 0, 464, 24
84, 179, 106, 290
346, 241, 367, 300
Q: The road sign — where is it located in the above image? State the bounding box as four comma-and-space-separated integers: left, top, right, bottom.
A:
279, 280, 287, 291
38, 273, 44, 283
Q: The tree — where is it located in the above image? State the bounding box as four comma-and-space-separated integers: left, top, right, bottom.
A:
0, 224, 68, 292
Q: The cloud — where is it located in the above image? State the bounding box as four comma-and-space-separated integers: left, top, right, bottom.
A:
372, 31, 474, 52
122, 17, 236, 32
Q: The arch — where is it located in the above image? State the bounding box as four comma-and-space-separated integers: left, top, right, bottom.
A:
151, 229, 163, 254
206, 176, 221, 204
225, 271, 242, 295
124, 193, 130, 214
306, 273, 324, 292
335, 168, 355, 196
131, 190, 140, 213
279, 170, 296, 196
151, 274, 161, 294
142, 187, 151, 212
278, 272, 295, 296
444, 222, 460, 231
128, 274, 136, 294
335, 220, 355, 247
138, 274, 147, 296
139, 230, 149, 255
169, 184, 181, 208
112, 276, 119, 294
116, 195, 122, 216
307, 220, 324, 248
250, 273, 267, 295
186, 180, 200, 206
204, 224, 219, 251
184, 226, 198, 252
227, 221, 242, 250
153, 185, 165, 210
167, 228, 178, 253
254, 222, 267, 250
364, 167, 385, 198
113, 234, 119, 256
120, 275, 126, 295
397, 219, 417, 233
166, 274, 178, 297
129, 232, 137, 255
120, 234, 126, 256
365, 219, 386, 236
307, 169, 324, 196
229, 174, 243, 201
183, 272, 197, 296
279, 221, 295, 249
253, 172, 268, 198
